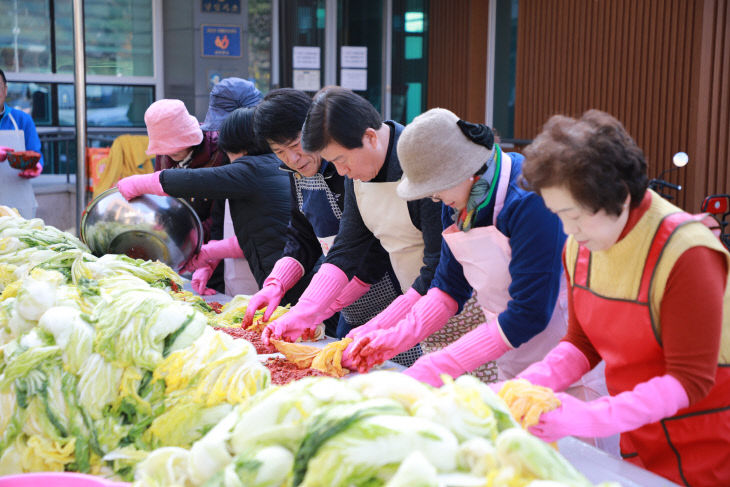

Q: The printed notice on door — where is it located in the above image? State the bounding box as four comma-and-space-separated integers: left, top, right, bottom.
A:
340, 69, 367, 91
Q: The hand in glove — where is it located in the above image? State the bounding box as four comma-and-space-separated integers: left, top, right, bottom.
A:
345, 287, 457, 373
345, 287, 422, 341
262, 263, 349, 344
0, 146, 11, 162
117, 171, 167, 200
182, 237, 244, 274
528, 374, 689, 442
403, 320, 511, 387
516, 341, 591, 393
241, 257, 304, 327
19, 163, 43, 178
191, 260, 219, 295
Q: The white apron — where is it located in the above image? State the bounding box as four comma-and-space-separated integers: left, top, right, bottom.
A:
222, 200, 258, 296
353, 179, 425, 293
441, 153, 608, 390
0, 112, 37, 219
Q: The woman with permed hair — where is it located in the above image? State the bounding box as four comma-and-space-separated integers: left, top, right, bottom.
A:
516, 109, 730, 486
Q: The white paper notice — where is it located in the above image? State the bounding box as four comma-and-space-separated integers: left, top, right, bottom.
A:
293, 69, 321, 91
293, 46, 321, 69
340, 69, 367, 91
341, 46, 368, 68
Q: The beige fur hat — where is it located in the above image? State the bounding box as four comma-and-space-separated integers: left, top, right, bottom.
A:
397, 108, 493, 200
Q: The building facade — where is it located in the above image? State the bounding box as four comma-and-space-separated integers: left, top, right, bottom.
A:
1, 0, 727, 212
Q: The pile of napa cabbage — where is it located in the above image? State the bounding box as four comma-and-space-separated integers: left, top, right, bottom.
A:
134, 372, 620, 487
0, 210, 269, 479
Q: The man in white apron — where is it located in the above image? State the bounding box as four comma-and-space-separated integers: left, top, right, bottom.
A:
261, 87, 443, 370
0, 69, 44, 219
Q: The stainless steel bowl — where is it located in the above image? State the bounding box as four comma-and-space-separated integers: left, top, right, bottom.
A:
81, 188, 203, 272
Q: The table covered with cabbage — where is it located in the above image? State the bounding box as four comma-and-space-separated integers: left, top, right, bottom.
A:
0, 207, 620, 487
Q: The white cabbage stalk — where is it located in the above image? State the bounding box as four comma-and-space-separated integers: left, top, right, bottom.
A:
38, 306, 94, 374
76, 353, 124, 420
15, 269, 65, 321
132, 446, 192, 487
384, 450, 438, 487
347, 370, 437, 413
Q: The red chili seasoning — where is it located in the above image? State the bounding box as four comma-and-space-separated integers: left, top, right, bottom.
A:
208, 301, 223, 313
214, 327, 276, 354
264, 357, 327, 385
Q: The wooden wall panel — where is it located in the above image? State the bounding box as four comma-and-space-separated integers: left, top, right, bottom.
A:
514, 0, 729, 211
427, 0, 489, 122
689, 0, 730, 209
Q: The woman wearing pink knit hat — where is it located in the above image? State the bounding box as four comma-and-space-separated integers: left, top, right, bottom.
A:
141, 99, 228, 292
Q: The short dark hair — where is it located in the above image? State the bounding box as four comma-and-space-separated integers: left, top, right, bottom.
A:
218, 107, 269, 156
253, 88, 312, 145
521, 109, 648, 216
0, 69, 6, 85
301, 86, 382, 153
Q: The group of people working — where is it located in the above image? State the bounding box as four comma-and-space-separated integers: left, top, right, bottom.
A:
117, 83, 728, 486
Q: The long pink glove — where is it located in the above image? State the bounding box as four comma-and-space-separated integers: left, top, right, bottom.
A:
403, 320, 511, 387
516, 341, 591, 393
312, 276, 371, 324
262, 263, 349, 344
117, 171, 166, 200
345, 287, 457, 373
345, 287, 422, 341
0, 146, 11, 162
191, 260, 218, 295
19, 163, 43, 178
529, 374, 689, 442
182, 236, 244, 273
241, 257, 304, 327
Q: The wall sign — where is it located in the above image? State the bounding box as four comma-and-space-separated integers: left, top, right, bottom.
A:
292, 46, 321, 69
202, 0, 240, 13
341, 46, 367, 68
340, 69, 367, 91
202, 24, 242, 57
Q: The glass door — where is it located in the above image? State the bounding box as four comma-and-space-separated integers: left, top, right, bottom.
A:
390, 0, 428, 123
335, 0, 383, 112
278, 0, 326, 93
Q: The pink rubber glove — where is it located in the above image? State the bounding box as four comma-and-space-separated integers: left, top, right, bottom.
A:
529, 374, 689, 442
191, 260, 218, 295
116, 171, 167, 200
182, 237, 244, 273
346, 287, 457, 373
345, 287, 422, 341
19, 163, 43, 178
241, 257, 304, 327
0, 146, 11, 162
403, 320, 511, 387
312, 276, 371, 324
262, 263, 349, 344
517, 341, 591, 393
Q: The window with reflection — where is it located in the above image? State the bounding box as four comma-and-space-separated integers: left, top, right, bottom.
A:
58, 84, 153, 127
4, 82, 53, 126
55, 0, 153, 76
0, 0, 52, 73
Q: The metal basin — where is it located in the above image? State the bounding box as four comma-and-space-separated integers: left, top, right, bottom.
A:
81, 188, 203, 272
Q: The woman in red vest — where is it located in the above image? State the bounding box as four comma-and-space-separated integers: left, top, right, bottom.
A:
516, 109, 730, 486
